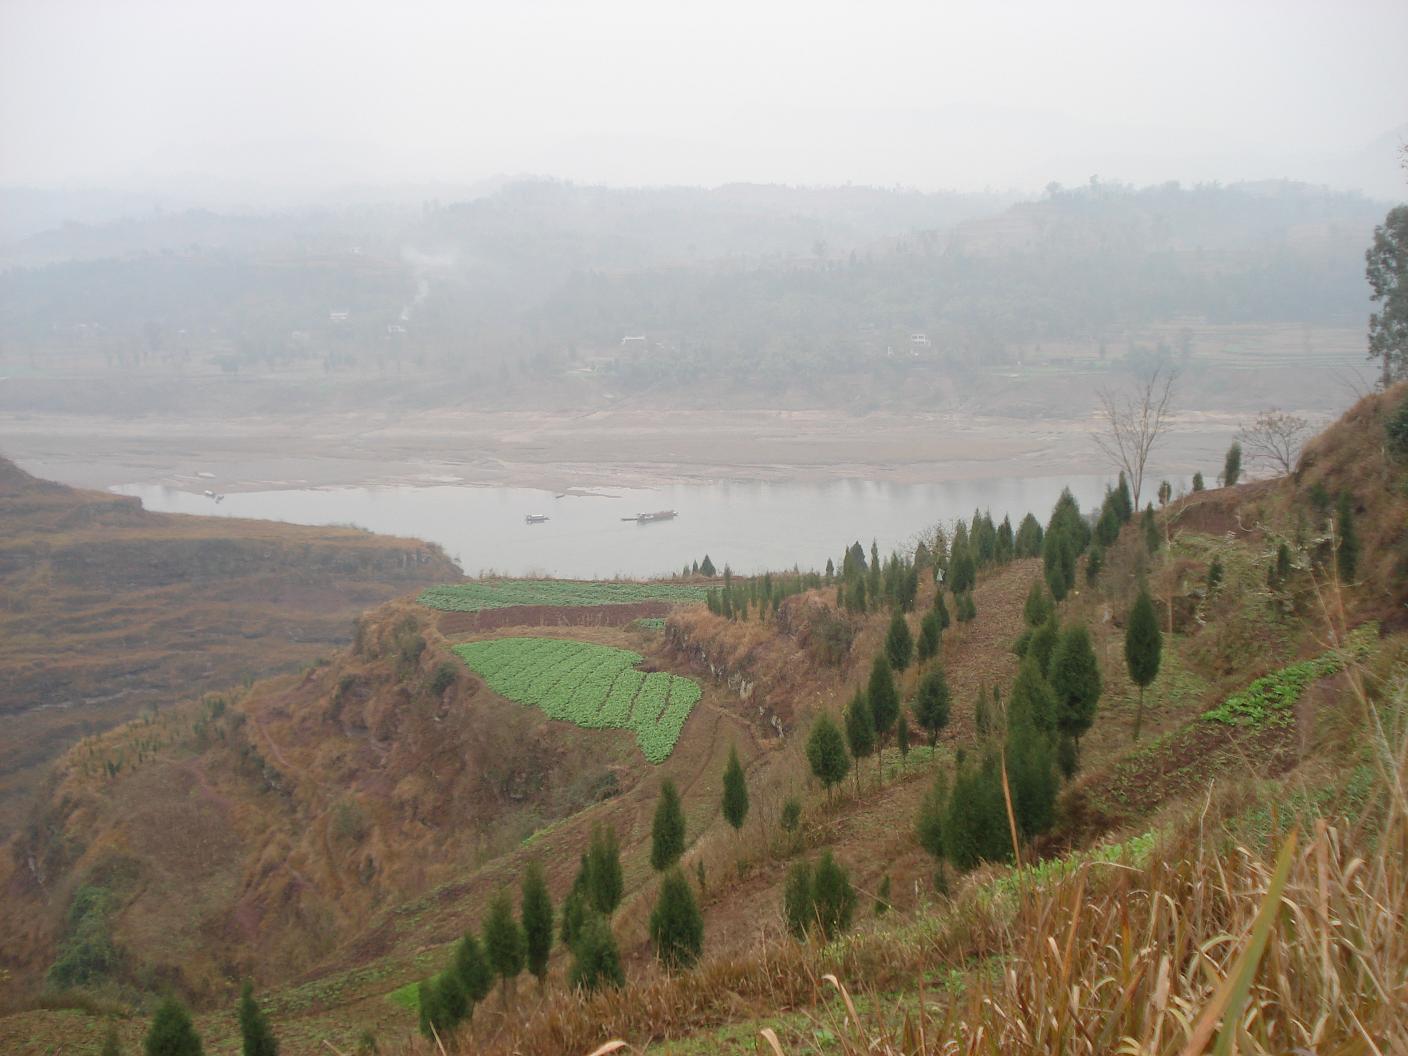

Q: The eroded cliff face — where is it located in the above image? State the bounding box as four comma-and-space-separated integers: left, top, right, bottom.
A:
0, 457, 460, 834
663, 593, 856, 737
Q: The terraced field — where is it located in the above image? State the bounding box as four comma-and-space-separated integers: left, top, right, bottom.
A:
418, 579, 706, 613
452, 637, 702, 763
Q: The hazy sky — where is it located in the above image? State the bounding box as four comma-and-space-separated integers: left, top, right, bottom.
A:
2, 0, 1406, 200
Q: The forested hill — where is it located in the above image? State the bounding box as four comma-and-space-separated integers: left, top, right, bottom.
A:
0, 179, 1388, 390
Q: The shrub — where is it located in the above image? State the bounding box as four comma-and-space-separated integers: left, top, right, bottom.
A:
144, 997, 203, 1056
1387, 393, 1408, 457
649, 869, 704, 971
810, 852, 856, 940
568, 913, 624, 992
783, 861, 813, 939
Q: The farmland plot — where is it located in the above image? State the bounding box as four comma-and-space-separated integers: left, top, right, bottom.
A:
452, 637, 701, 763
419, 579, 705, 613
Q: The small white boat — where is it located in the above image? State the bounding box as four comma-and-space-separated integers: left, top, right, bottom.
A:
525, 513, 549, 524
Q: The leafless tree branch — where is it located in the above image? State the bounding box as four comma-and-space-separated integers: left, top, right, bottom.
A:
1237, 408, 1312, 477
1092, 367, 1177, 508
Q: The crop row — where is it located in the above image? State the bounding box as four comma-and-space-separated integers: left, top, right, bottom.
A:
451, 637, 701, 763
419, 579, 706, 613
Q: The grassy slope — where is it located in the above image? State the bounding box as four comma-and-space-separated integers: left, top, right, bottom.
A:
3, 386, 1406, 1054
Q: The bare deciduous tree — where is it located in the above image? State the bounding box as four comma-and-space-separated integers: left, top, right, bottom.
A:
1093, 367, 1177, 509
1237, 409, 1312, 476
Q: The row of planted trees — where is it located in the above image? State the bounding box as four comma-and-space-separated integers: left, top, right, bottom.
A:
414, 744, 756, 1046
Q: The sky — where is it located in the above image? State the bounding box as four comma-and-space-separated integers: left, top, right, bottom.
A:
2, 0, 1406, 202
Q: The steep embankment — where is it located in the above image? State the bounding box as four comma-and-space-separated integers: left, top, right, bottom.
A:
5, 386, 1406, 1055
0, 597, 748, 1015
0, 457, 458, 833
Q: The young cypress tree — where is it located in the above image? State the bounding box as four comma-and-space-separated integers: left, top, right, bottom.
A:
996, 515, 1014, 563
824, 557, 835, 583
1125, 588, 1163, 741
843, 690, 875, 792
782, 861, 814, 939
867, 654, 900, 754
1043, 528, 1073, 602
454, 932, 493, 1007
1095, 496, 1121, 546
1005, 717, 1058, 839
650, 779, 686, 872
721, 745, 749, 837
434, 971, 468, 1029
884, 610, 914, 672
1028, 612, 1060, 677
1057, 734, 1079, 780
699, 554, 716, 577
949, 549, 977, 594
805, 713, 851, 800
1008, 655, 1057, 736
868, 540, 882, 606
1114, 472, 1134, 522
912, 665, 951, 746
520, 860, 553, 988
1048, 623, 1101, 754
567, 913, 625, 993
780, 796, 802, 838
586, 824, 623, 914
1023, 579, 1052, 627
1142, 504, 1160, 553
915, 769, 948, 861
144, 997, 204, 1056
896, 711, 911, 765
416, 980, 439, 1041
810, 851, 857, 940
1085, 543, 1104, 584
1192, 471, 1205, 492
648, 868, 704, 971
916, 609, 941, 663
1222, 442, 1242, 487
237, 981, 278, 1056
1015, 512, 1044, 556
559, 887, 587, 950
1336, 492, 1359, 582
933, 588, 951, 630
482, 888, 525, 1001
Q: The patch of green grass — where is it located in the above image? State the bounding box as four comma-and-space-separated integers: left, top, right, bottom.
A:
452, 637, 701, 763
386, 980, 420, 1013
634, 617, 667, 631
983, 830, 1156, 902
418, 579, 705, 612
1202, 624, 1378, 729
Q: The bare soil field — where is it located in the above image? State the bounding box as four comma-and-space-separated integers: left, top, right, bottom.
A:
0, 324, 1371, 495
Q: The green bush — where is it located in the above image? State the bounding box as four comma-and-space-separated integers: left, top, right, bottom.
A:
1387, 394, 1408, 458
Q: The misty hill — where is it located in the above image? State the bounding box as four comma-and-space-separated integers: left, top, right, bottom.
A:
0, 179, 1386, 400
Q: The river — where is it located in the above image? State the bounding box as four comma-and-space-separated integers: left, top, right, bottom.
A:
114, 475, 1113, 579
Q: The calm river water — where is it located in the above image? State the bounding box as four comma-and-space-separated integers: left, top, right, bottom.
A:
114, 476, 1112, 579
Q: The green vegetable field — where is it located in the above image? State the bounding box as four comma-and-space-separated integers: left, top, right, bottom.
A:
418, 580, 706, 612
452, 637, 702, 763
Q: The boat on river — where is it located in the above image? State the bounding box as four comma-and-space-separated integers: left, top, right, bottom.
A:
524, 513, 549, 524
621, 509, 678, 524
